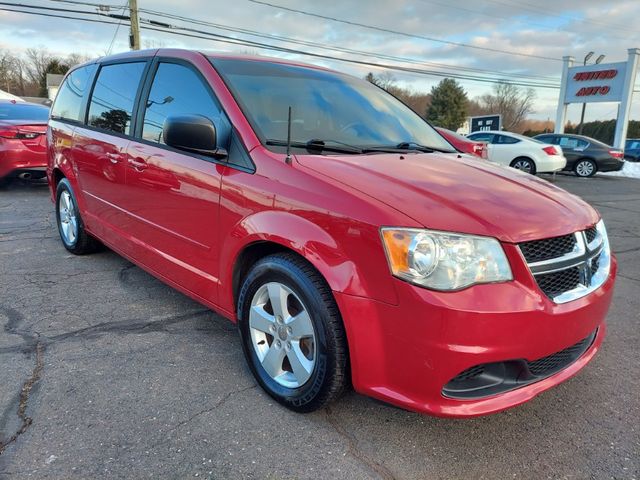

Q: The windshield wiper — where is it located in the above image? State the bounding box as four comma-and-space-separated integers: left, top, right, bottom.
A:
394, 142, 455, 153
266, 138, 363, 154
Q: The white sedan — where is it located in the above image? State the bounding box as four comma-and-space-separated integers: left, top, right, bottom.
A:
466, 130, 566, 174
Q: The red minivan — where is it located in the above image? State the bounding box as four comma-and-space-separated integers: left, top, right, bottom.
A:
47, 49, 616, 417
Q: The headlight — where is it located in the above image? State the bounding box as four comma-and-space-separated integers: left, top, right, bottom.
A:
381, 228, 512, 291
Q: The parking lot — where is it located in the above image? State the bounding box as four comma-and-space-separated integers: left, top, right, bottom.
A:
0, 174, 638, 479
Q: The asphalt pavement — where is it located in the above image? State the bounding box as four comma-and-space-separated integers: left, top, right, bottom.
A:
0, 173, 638, 479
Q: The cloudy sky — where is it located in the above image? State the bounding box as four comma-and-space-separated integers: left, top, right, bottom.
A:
1, 0, 640, 123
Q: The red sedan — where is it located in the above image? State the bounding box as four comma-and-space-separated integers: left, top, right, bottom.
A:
436, 126, 487, 158
48, 50, 614, 417
0, 100, 49, 181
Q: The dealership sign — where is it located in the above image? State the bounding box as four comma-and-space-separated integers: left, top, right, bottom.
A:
555, 48, 639, 149
564, 62, 627, 104
470, 114, 501, 132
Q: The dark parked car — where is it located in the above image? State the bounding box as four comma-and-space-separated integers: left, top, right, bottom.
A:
0, 100, 49, 182
534, 133, 624, 177
624, 138, 640, 162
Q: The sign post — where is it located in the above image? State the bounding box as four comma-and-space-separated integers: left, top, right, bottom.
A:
613, 48, 640, 149
555, 48, 639, 149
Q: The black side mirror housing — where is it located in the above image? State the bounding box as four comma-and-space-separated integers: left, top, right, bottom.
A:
163, 114, 227, 160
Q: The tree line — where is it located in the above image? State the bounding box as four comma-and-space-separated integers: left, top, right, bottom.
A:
366, 72, 536, 133
0, 48, 90, 97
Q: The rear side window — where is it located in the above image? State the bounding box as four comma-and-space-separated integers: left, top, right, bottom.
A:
536, 135, 554, 144
558, 137, 588, 149
468, 133, 494, 143
495, 135, 520, 144
141, 62, 230, 147
88, 62, 146, 135
50, 64, 97, 122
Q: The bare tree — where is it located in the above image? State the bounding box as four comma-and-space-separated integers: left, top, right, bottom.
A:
66, 53, 92, 67
365, 71, 432, 119
0, 50, 21, 93
24, 47, 53, 86
476, 83, 536, 132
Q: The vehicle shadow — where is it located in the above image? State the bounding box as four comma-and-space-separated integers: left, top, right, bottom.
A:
0, 178, 49, 192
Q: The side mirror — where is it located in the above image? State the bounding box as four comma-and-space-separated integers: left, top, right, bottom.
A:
163, 114, 227, 160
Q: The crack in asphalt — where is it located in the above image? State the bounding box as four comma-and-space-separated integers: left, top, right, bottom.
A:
591, 202, 640, 214
117, 263, 137, 284
0, 343, 44, 456
151, 384, 258, 448
615, 246, 640, 255
0, 306, 232, 457
618, 273, 640, 284
0, 308, 45, 456
324, 407, 397, 480
0, 308, 218, 356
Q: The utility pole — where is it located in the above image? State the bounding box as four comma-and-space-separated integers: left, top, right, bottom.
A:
129, 0, 141, 50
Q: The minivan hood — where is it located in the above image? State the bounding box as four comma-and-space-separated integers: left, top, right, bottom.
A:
297, 153, 598, 243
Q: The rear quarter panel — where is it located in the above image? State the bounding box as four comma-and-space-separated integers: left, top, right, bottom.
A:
47, 120, 78, 203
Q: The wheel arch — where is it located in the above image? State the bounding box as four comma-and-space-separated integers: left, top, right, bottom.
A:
220, 210, 395, 318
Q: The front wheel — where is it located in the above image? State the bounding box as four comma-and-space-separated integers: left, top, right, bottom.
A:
510, 157, 536, 174
237, 253, 349, 412
574, 159, 597, 177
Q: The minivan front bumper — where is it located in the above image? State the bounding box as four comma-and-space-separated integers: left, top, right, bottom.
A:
335, 253, 616, 418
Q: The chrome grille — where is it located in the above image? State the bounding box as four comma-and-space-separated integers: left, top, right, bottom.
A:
519, 223, 610, 303
519, 234, 576, 263
536, 267, 581, 298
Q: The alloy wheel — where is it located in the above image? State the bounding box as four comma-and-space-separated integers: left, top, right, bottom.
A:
249, 282, 316, 388
512, 159, 533, 173
58, 190, 78, 245
576, 160, 595, 177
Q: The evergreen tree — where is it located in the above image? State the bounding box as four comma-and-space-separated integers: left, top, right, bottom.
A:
426, 78, 468, 130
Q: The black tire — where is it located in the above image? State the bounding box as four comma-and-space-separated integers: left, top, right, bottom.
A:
574, 158, 597, 177
510, 157, 536, 175
237, 253, 349, 413
55, 178, 101, 254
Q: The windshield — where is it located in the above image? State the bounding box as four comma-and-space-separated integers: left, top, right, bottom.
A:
212, 58, 454, 152
0, 103, 49, 121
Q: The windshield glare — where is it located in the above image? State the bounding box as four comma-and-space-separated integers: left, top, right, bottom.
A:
212, 59, 454, 152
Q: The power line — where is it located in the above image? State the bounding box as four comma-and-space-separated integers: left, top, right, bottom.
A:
46, 0, 564, 83
247, 0, 562, 61
2, 5, 561, 88
106, 0, 127, 54
0, 6, 121, 25
416, 0, 635, 43
137, 6, 559, 82
485, 0, 637, 34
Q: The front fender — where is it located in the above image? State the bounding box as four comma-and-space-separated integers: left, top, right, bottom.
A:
218, 210, 399, 315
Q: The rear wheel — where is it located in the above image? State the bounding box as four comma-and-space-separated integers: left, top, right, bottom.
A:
55, 178, 101, 254
510, 157, 536, 174
574, 159, 597, 177
237, 253, 348, 412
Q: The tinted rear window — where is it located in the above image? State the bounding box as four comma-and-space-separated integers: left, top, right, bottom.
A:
88, 62, 146, 135
0, 103, 49, 121
51, 64, 97, 122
